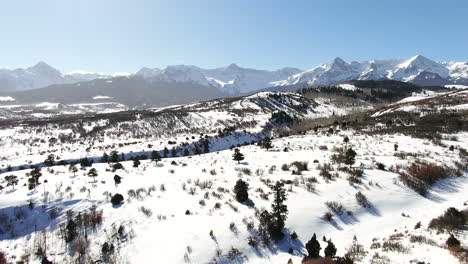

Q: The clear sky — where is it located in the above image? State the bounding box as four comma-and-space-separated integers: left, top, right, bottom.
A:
1, 0, 467, 73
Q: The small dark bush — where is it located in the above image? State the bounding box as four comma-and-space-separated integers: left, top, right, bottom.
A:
111, 194, 124, 206
376, 163, 385, 170
326, 201, 345, 215
355, 192, 369, 208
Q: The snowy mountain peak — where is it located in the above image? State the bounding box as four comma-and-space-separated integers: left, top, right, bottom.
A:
331, 57, 346, 65
27, 61, 61, 76
226, 63, 240, 70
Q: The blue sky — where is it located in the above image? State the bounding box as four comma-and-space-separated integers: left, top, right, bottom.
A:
1, 0, 467, 73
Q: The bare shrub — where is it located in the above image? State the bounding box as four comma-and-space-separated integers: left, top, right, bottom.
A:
355, 191, 369, 207
139, 206, 153, 217
381, 241, 409, 253
290, 161, 308, 172
325, 201, 344, 215
399, 162, 450, 195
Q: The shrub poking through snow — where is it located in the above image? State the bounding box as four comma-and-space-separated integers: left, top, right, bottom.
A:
399, 161, 450, 195
446, 234, 461, 248
290, 161, 308, 172
111, 194, 124, 206
325, 201, 345, 215
355, 191, 369, 208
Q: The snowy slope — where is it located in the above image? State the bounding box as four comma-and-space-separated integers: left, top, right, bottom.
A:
0, 131, 466, 264
372, 89, 468, 116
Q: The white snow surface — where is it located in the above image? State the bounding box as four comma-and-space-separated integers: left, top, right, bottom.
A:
0, 129, 467, 264
0, 96, 15, 102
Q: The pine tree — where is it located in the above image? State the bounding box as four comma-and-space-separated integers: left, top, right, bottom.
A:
5, 175, 18, 190
101, 152, 109, 163
260, 137, 273, 150
233, 148, 245, 164
88, 168, 98, 181
44, 154, 55, 167
270, 181, 287, 239
171, 147, 178, 157
324, 239, 337, 257
344, 148, 356, 168
110, 151, 119, 163
194, 144, 202, 155
233, 179, 249, 203
305, 233, 321, 258
133, 159, 141, 167
203, 139, 210, 153
183, 148, 190, 156
343, 136, 349, 148
151, 151, 162, 164
30, 167, 42, 185
163, 147, 169, 158
66, 220, 77, 242
69, 164, 78, 177
394, 143, 398, 151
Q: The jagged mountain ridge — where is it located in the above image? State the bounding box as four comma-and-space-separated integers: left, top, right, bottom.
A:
1, 55, 467, 94
0, 62, 123, 92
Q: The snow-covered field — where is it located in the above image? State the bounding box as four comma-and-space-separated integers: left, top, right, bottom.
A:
0, 129, 466, 264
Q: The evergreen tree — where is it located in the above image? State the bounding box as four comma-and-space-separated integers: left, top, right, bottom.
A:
233, 179, 249, 203
324, 239, 337, 257
183, 148, 190, 156
233, 148, 245, 164
344, 148, 357, 168
5, 175, 18, 190
171, 147, 178, 157
203, 139, 210, 153
151, 151, 162, 164
28, 177, 36, 190
133, 159, 141, 167
305, 233, 321, 258
194, 144, 202, 155
110, 151, 119, 163
80, 157, 93, 167
43, 154, 55, 167
343, 136, 349, 148
69, 164, 78, 177
101, 152, 109, 163
394, 143, 398, 151
163, 147, 169, 158
66, 220, 77, 242
111, 193, 124, 206
88, 168, 98, 181
260, 137, 273, 150
270, 181, 287, 239
30, 167, 42, 185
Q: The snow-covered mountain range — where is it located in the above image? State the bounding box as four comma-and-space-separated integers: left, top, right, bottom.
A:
1, 55, 467, 94
0, 62, 127, 92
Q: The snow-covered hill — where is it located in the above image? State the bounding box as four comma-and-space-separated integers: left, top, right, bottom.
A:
0, 129, 466, 264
